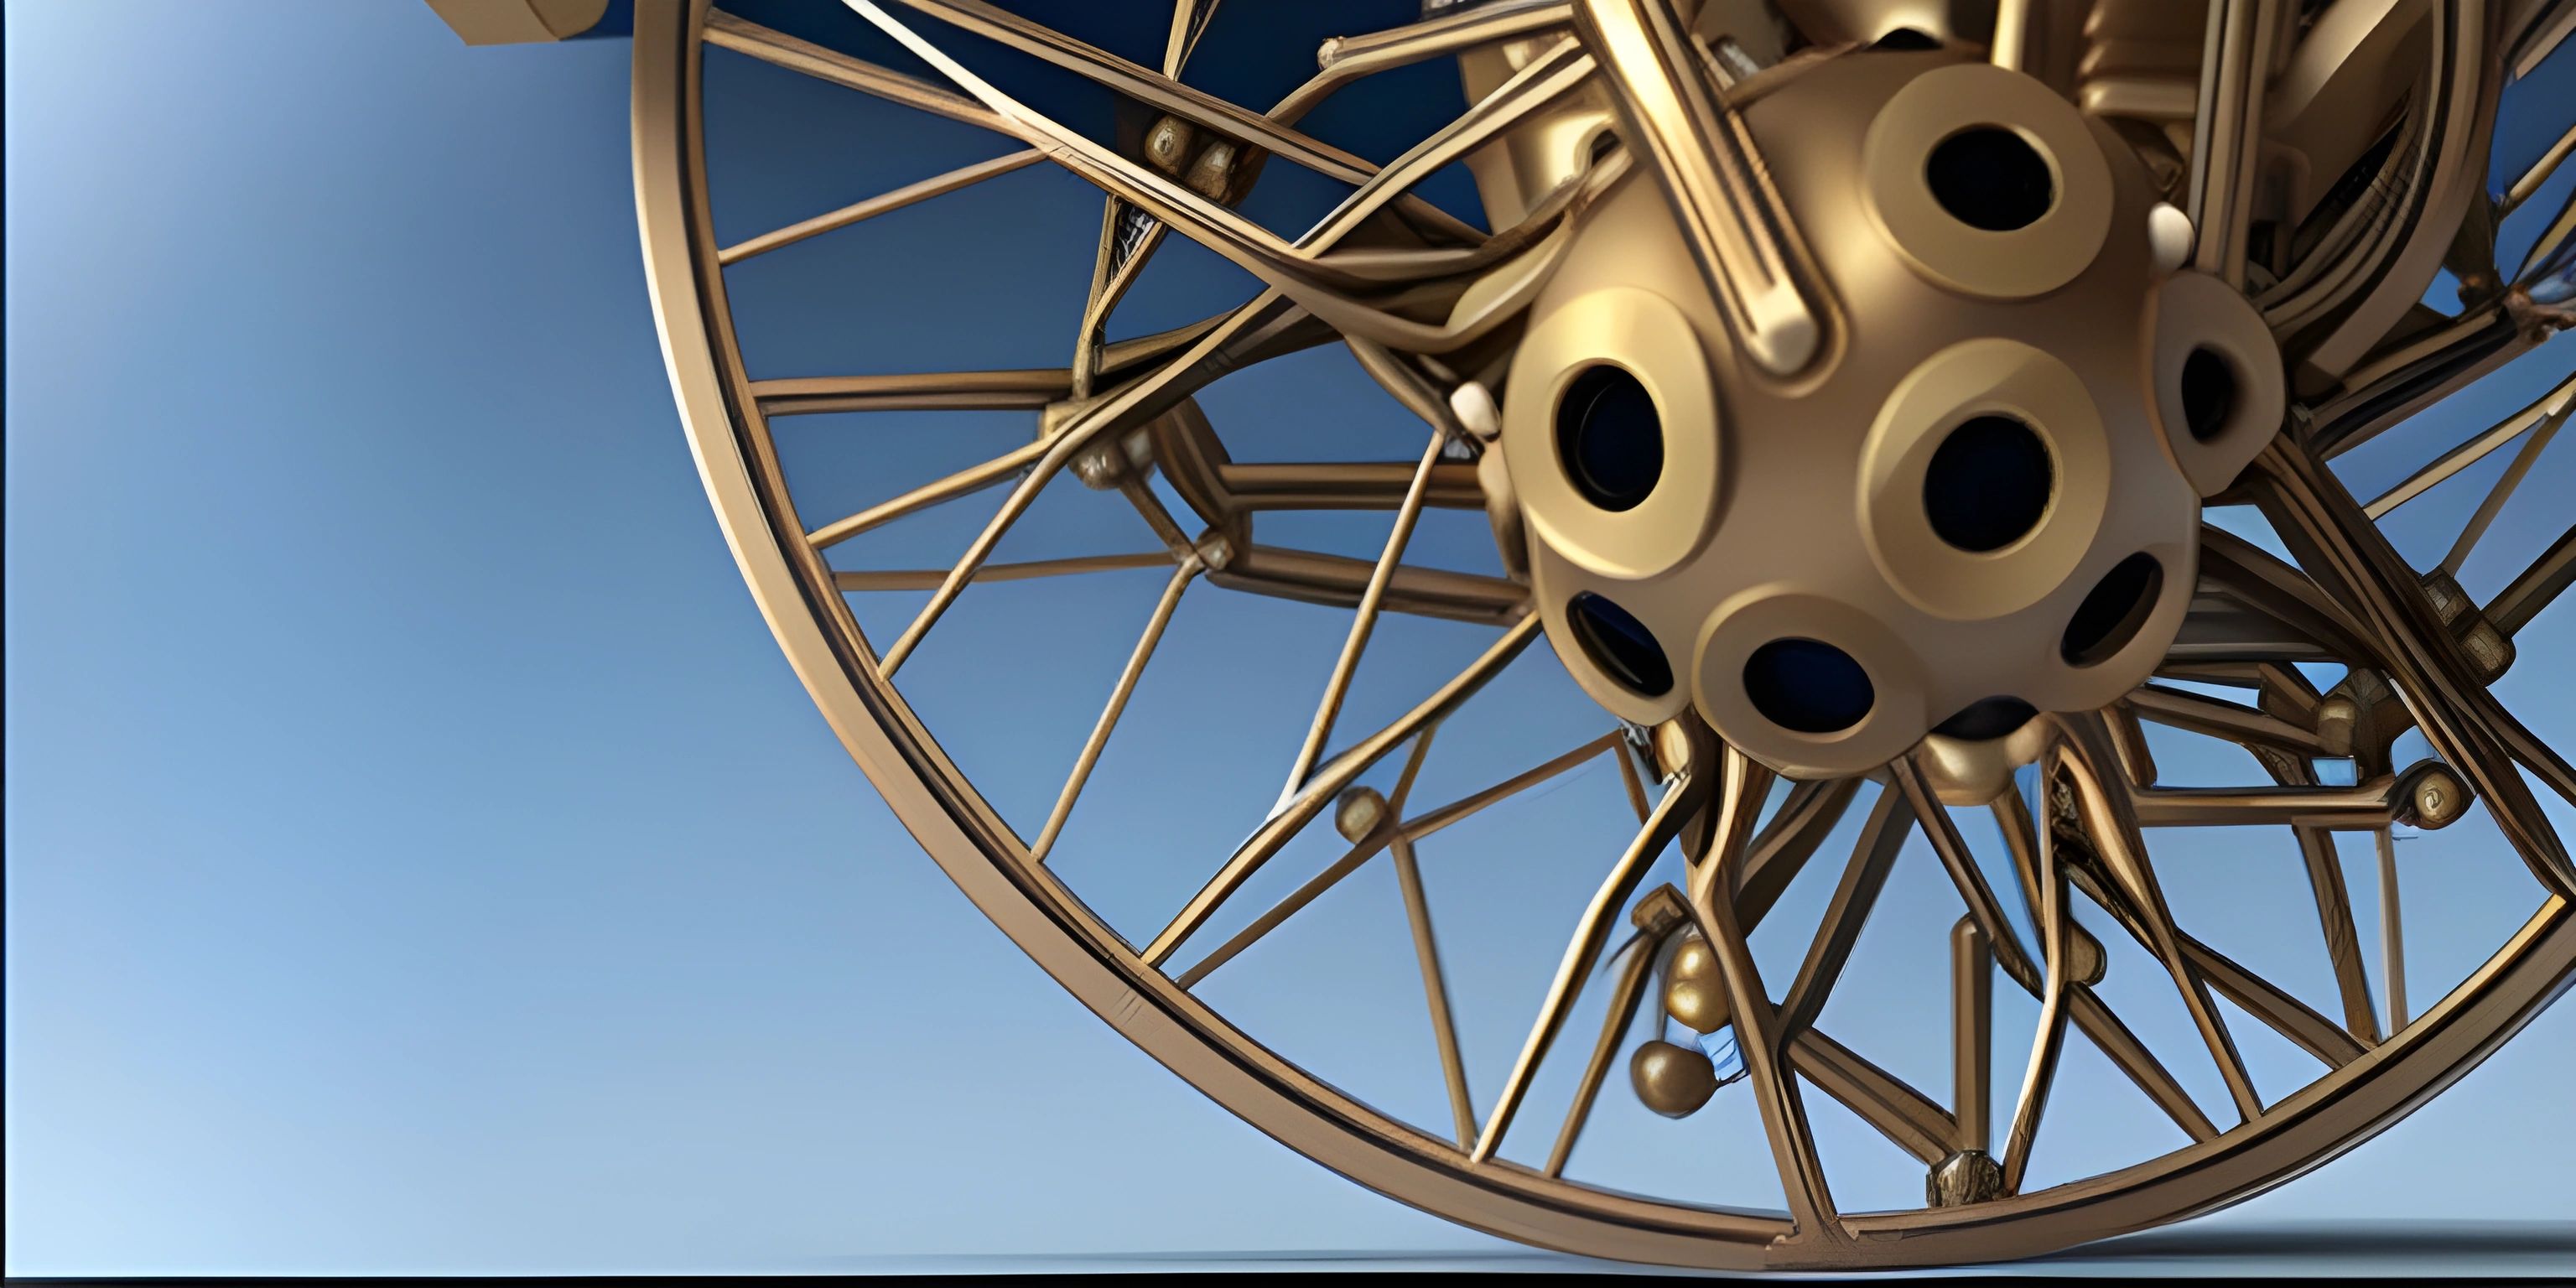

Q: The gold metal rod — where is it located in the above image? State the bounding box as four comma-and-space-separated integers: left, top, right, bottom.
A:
2363, 374, 2575, 517
1785, 1029, 1955, 1166
1146, 614, 1541, 969
718, 148, 1044, 265
2068, 986, 2220, 1142
886, 0, 1488, 246
1544, 923, 1660, 1176
1400, 732, 1622, 843
1282, 427, 1451, 800
831, 552, 1172, 592
2505, 119, 2576, 215
2440, 391, 2568, 575
1392, 836, 1478, 1148
1614, 739, 1650, 823
1685, 747, 1843, 1239
1213, 460, 1485, 512
1991, 0, 2034, 70
1777, 789, 1914, 1036
2378, 825, 2409, 1030
2490, 524, 2574, 636
2061, 718, 2266, 1121
2184, 0, 2280, 287
755, 367, 1068, 416
2293, 822, 2385, 1045
1286, 2, 1576, 124
1572, 0, 1820, 374
2128, 766, 2444, 828
807, 437, 1052, 550
2127, 683, 2327, 756
1212, 544, 1529, 625
704, 9, 1003, 132
877, 293, 1301, 673
1472, 763, 1701, 1162
2002, 756, 2071, 1194
1952, 917, 1994, 1156
1031, 558, 1200, 861
1171, 731, 1439, 988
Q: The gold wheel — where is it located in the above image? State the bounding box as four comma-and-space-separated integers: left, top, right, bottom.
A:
628, 0, 2576, 1270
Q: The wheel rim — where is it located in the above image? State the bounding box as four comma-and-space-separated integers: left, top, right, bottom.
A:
630, 0, 2576, 1269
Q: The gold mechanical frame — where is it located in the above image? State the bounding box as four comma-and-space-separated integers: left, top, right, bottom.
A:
619, 0, 2576, 1270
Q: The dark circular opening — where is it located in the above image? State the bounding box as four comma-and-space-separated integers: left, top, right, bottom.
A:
1555, 366, 1663, 512
1925, 127, 2055, 231
1923, 415, 2054, 552
1587, 130, 1620, 165
2060, 553, 2164, 667
1872, 27, 1941, 51
1568, 592, 1671, 697
2180, 346, 2237, 442
1743, 638, 1875, 735
1932, 695, 2038, 741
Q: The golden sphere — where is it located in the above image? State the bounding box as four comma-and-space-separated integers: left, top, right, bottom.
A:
1631, 1040, 1718, 1118
2066, 927, 2106, 987
1144, 116, 1196, 174
1665, 936, 1728, 1032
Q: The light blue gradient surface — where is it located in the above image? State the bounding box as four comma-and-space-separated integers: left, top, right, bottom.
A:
6, 2, 2572, 1275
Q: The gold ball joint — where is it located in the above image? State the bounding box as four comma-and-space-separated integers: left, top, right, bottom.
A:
1630, 1039, 1718, 1118
1664, 933, 1727, 1032
1333, 786, 1389, 842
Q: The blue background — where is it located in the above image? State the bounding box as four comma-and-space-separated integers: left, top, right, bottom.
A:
8, 1, 2572, 1275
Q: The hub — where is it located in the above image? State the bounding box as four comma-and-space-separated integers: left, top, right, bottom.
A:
1467, 40, 2283, 777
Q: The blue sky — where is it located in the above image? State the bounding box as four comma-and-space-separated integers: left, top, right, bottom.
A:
6, 1, 2572, 1275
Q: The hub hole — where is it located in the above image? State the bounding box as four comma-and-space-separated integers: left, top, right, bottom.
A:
1872, 28, 1940, 51
1932, 695, 2038, 741
1926, 127, 2055, 231
2060, 553, 2163, 667
1743, 638, 1875, 735
1555, 366, 1663, 512
2180, 346, 2237, 442
1924, 415, 2054, 553
1568, 592, 1671, 697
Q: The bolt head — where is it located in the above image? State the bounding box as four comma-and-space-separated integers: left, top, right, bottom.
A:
1333, 786, 1388, 842
1630, 1039, 1718, 1118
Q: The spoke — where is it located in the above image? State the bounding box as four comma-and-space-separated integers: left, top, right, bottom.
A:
831, 551, 1170, 592
2129, 760, 2462, 828
808, 437, 1051, 550
2305, 304, 2532, 461
1284, 1, 1576, 124
1784, 1028, 1955, 1167
1146, 614, 1540, 969
888, 0, 1486, 247
1545, 893, 1684, 1176
1904, 761, 2220, 1143
719, 148, 1044, 265
2438, 387, 2567, 574
1210, 544, 1529, 625
2505, 119, 2576, 216
2184, 0, 2282, 287
2378, 825, 2410, 1030
1572, 0, 1820, 374
705, 9, 1003, 132
2067, 986, 2221, 1142
2512, 0, 2576, 78
874, 292, 1306, 674
1472, 751, 1703, 1162
1777, 788, 1914, 1036
1282, 426, 1450, 801
1951, 918, 1995, 1156
2127, 683, 2328, 756
1615, 739, 1651, 823
2197, 525, 2375, 662
2059, 718, 2266, 1121
2490, 524, 2575, 636
1030, 558, 1200, 861
1214, 460, 1484, 512
2182, 932, 2367, 1066
1392, 835, 1477, 1147
1171, 730, 1438, 988
1682, 745, 1845, 1238
2289, 803, 2385, 1045
1400, 733, 1624, 843
755, 368, 1067, 416
2250, 439, 2576, 897
2000, 765, 2071, 1195
2360, 373, 2575, 518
